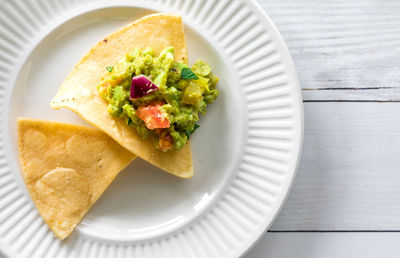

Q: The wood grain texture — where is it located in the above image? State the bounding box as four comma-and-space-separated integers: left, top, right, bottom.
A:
248, 1, 400, 257
258, 0, 400, 100
271, 102, 400, 230
246, 232, 400, 258
302, 87, 400, 101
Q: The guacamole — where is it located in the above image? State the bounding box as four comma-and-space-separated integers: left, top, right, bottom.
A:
97, 47, 219, 151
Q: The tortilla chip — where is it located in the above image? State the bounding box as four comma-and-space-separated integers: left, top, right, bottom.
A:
50, 13, 193, 178
17, 118, 135, 239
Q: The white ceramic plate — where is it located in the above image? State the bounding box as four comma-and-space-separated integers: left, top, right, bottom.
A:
0, 0, 303, 257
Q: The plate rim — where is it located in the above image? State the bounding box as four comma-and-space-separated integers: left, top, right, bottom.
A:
241, 1, 304, 255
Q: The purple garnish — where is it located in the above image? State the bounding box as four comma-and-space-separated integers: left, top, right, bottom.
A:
130, 75, 159, 99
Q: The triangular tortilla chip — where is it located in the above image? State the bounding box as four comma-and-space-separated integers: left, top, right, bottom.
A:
17, 118, 135, 239
50, 13, 193, 178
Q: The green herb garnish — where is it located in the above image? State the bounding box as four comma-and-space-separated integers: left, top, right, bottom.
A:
106, 66, 114, 72
185, 124, 200, 138
181, 68, 199, 80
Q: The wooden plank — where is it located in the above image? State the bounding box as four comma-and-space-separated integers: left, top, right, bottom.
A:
245, 232, 400, 258
302, 87, 400, 101
256, 0, 400, 99
270, 102, 400, 230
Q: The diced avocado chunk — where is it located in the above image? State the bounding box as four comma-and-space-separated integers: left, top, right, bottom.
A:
204, 89, 220, 104
182, 83, 203, 106
193, 77, 210, 92
108, 104, 121, 116
152, 47, 174, 87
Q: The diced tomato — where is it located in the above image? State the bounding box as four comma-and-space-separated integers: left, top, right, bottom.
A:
136, 103, 170, 130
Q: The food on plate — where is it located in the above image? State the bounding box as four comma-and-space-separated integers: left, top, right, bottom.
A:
50, 13, 201, 178
97, 46, 219, 152
17, 118, 135, 239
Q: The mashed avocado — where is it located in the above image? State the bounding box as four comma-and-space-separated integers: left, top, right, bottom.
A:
97, 47, 219, 151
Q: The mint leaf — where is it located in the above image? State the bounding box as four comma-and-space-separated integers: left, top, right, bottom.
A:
181, 68, 199, 80
185, 124, 200, 139
127, 118, 132, 126
106, 66, 114, 72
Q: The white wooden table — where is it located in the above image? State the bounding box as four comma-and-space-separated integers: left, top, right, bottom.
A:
246, 0, 400, 257
0, 1, 399, 257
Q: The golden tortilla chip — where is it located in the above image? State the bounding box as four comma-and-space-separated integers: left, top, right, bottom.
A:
50, 13, 193, 178
17, 118, 135, 239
